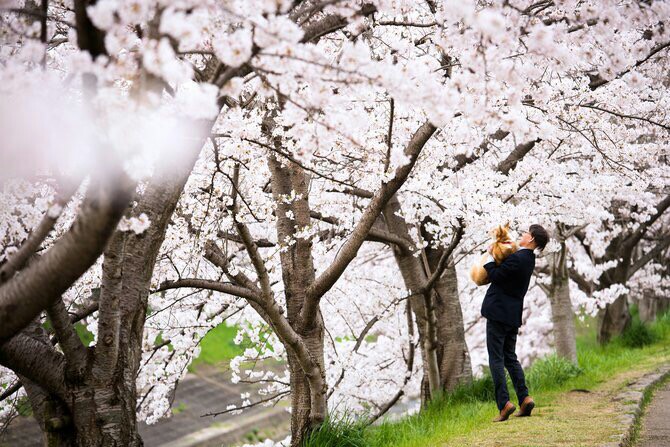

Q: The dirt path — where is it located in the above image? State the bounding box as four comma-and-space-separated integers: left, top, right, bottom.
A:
440, 364, 668, 447
637, 380, 670, 447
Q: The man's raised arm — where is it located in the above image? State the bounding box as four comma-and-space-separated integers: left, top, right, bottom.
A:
483, 255, 521, 285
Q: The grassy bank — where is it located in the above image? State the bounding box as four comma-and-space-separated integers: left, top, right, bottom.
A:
306, 311, 670, 447
188, 323, 246, 372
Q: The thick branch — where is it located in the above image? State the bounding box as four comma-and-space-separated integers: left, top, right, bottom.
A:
0, 333, 66, 398
624, 195, 670, 251
568, 267, 593, 295
46, 298, 88, 378
156, 278, 261, 302
300, 3, 376, 42
628, 235, 670, 280
73, 0, 106, 59
305, 120, 436, 303
213, 3, 377, 90
0, 187, 75, 284
1, 298, 100, 403
445, 129, 509, 173
310, 210, 412, 254
0, 177, 134, 342
497, 139, 540, 175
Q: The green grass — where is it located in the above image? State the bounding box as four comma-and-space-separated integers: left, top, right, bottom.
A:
75, 322, 95, 346
305, 311, 670, 447
303, 414, 368, 447
188, 323, 247, 372
620, 306, 661, 348
171, 402, 187, 415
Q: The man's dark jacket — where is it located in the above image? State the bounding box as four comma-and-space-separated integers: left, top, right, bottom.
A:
481, 248, 536, 328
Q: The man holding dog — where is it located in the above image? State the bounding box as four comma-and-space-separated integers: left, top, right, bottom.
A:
481, 224, 549, 422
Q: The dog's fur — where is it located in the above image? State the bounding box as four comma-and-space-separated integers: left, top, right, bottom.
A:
470, 224, 518, 286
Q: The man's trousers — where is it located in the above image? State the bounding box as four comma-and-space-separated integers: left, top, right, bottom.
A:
486, 318, 529, 411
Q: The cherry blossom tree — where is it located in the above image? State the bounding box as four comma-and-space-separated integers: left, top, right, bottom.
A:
1, 0, 380, 444
1, 1, 669, 447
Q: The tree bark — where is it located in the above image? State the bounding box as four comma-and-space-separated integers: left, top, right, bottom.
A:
431, 263, 473, 391
637, 292, 670, 323
0, 118, 212, 446
594, 196, 669, 343
597, 294, 631, 345
546, 238, 577, 363
549, 277, 577, 363
22, 377, 75, 447
596, 241, 633, 344
267, 155, 327, 447
381, 195, 440, 404
286, 326, 326, 446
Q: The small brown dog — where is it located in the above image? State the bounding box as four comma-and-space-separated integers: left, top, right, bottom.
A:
470, 224, 518, 286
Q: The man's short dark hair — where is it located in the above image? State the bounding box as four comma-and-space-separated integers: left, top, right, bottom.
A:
529, 224, 549, 250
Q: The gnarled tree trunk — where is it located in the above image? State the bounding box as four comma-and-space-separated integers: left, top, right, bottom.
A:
267, 156, 327, 446
545, 238, 577, 363
637, 292, 670, 323
597, 295, 631, 345
382, 195, 441, 404
431, 263, 473, 391
0, 120, 211, 446
596, 248, 632, 345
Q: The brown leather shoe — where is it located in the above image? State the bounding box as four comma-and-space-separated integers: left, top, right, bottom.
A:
514, 396, 535, 417
492, 401, 516, 422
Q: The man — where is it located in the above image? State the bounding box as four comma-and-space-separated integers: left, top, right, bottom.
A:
481, 224, 549, 422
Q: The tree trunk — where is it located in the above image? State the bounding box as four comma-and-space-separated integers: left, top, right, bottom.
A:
548, 275, 577, 363
597, 294, 631, 344
596, 245, 632, 345
547, 239, 578, 363
41, 123, 208, 446
22, 378, 76, 447
381, 195, 440, 404
637, 292, 670, 323
419, 218, 472, 392
69, 381, 142, 447
286, 324, 326, 447
14, 320, 143, 446
268, 156, 327, 447
432, 263, 473, 391
25, 381, 142, 447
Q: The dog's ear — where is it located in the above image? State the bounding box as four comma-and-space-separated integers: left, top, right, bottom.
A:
493, 225, 502, 239
489, 226, 498, 238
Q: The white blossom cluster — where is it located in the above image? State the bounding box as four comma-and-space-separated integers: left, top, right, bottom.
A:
1, 0, 669, 442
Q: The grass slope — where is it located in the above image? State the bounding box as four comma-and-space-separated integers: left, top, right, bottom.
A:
306, 311, 670, 447
188, 323, 246, 372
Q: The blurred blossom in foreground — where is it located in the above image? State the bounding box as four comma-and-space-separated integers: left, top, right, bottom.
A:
0, 76, 217, 184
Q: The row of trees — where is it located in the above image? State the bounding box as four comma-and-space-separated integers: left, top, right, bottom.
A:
1, 0, 669, 446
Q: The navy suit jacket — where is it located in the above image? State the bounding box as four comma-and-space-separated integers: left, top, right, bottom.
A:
480, 248, 536, 328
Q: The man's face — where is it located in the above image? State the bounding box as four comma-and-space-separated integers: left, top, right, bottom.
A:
519, 230, 535, 247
